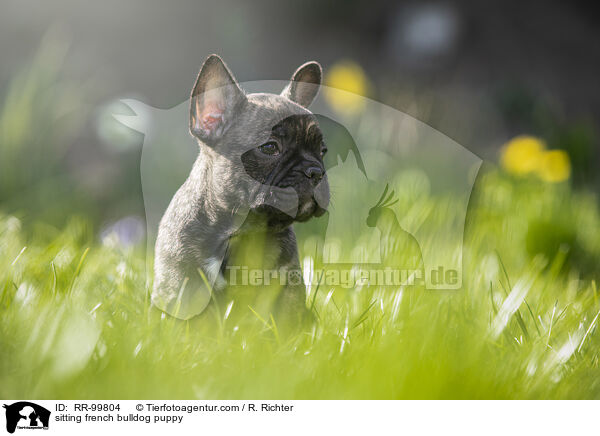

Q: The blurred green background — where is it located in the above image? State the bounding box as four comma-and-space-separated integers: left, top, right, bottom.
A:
1, 0, 599, 229
1, 0, 600, 399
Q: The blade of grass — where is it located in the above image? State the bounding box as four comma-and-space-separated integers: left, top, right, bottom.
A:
248, 305, 279, 343
547, 300, 558, 347
352, 300, 376, 330
68, 247, 89, 294
577, 307, 600, 353
269, 313, 280, 345
51, 261, 57, 296
489, 282, 498, 314
310, 270, 324, 312
197, 267, 222, 333
496, 252, 530, 341
11, 246, 27, 266
523, 299, 541, 337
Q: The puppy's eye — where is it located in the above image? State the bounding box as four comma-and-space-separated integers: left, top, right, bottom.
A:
258, 142, 280, 156
320, 147, 328, 157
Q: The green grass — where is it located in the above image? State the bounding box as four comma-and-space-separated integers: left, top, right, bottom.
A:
2, 167, 600, 399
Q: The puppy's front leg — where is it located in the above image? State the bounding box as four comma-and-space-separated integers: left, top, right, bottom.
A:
153, 250, 225, 320
272, 227, 313, 328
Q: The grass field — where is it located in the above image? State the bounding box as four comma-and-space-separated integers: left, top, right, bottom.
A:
1, 165, 600, 399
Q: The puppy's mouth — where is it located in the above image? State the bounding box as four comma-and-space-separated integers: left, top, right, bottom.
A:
295, 198, 327, 222
249, 187, 327, 226
254, 196, 326, 223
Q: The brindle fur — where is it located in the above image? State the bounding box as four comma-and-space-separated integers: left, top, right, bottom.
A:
153, 55, 329, 325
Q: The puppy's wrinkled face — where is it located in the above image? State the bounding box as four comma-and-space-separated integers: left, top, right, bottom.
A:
240, 113, 329, 225
188, 55, 329, 227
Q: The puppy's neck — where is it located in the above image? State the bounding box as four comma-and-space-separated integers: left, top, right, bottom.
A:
184, 149, 247, 236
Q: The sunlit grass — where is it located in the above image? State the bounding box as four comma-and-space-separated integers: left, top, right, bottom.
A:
1, 168, 600, 399
0, 38, 597, 399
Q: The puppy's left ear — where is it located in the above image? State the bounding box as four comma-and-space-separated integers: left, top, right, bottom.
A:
190, 54, 247, 144
281, 61, 322, 108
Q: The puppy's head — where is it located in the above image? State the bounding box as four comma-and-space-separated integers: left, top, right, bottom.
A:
189, 55, 329, 227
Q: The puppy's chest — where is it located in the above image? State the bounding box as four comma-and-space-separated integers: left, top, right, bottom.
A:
224, 230, 282, 271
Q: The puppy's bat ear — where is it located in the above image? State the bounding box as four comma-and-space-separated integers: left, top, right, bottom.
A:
190, 54, 246, 144
281, 61, 322, 108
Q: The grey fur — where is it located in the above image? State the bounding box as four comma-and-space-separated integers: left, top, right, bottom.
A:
153, 55, 329, 320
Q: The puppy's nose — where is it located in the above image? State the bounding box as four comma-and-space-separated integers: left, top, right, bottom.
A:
304, 166, 324, 182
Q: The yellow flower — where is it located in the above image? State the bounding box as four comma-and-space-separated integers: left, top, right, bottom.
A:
324, 60, 370, 115
500, 135, 546, 175
500, 135, 571, 183
536, 149, 571, 183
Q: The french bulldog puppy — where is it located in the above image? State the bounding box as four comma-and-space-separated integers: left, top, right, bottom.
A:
152, 54, 329, 322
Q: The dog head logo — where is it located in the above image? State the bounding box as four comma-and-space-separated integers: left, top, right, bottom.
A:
3, 402, 50, 433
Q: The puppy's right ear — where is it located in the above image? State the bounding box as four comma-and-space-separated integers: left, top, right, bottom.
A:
281, 61, 322, 108
190, 54, 246, 144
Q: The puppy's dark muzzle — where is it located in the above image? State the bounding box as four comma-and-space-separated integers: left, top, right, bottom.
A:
304, 165, 324, 185
313, 204, 327, 217
310, 171, 329, 218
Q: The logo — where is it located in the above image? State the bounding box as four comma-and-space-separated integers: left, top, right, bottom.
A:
112, 79, 481, 318
3, 402, 50, 434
